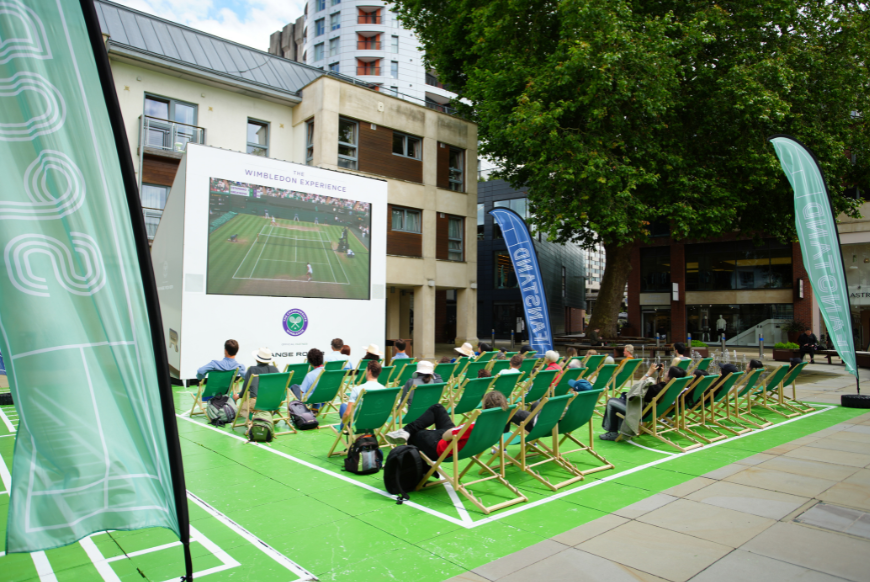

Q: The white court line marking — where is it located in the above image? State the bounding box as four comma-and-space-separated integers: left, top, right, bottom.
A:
317, 231, 338, 284
0, 434, 15, 438
326, 229, 350, 285
178, 405, 836, 529
31, 551, 59, 582
0, 406, 15, 433
0, 446, 11, 493
626, 439, 677, 456
444, 483, 473, 525
232, 276, 349, 285
79, 536, 124, 582
248, 225, 270, 278
230, 224, 268, 281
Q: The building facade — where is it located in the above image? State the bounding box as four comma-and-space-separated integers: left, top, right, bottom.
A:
269, 0, 456, 113
476, 180, 586, 340
97, 0, 478, 359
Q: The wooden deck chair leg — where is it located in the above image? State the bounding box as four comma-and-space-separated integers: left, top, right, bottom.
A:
189, 385, 205, 417
231, 393, 250, 431
327, 424, 351, 457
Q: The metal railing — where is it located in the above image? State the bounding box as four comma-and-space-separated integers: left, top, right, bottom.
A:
357, 40, 381, 50
357, 14, 381, 24
424, 100, 456, 115
425, 73, 452, 91
139, 115, 206, 153
356, 66, 381, 75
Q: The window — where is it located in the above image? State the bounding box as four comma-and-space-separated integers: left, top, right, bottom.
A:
331, 0, 340, 5
330, 12, 340, 30
313, 42, 324, 61
143, 94, 198, 150
141, 183, 169, 240
391, 35, 399, 53
640, 246, 670, 292
477, 203, 485, 240
685, 240, 792, 291
392, 131, 421, 159
562, 266, 567, 298
316, 0, 325, 10
329, 37, 340, 57
337, 117, 358, 170
391, 207, 421, 233
390, 61, 398, 79
448, 147, 464, 191
315, 18, 325, 36
306, 119, 314, 165
328, 61, 339, 73
448, 216, 464, 261
246, 119, 268, 157
494, 251, 518, 289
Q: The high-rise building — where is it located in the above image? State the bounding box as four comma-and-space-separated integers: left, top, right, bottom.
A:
269, 1, 456, 113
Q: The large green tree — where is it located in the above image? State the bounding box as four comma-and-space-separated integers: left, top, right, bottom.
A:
390, 0, 870, 336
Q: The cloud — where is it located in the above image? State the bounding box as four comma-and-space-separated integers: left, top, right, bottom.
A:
112, 0, 306, 51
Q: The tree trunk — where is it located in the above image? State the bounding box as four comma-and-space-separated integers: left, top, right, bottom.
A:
588, 242, 633, 339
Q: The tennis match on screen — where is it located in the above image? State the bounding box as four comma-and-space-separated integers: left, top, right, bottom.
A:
206, 177, 372, 300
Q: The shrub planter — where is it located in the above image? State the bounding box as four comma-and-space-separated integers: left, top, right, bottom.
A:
772, 349, 796, 362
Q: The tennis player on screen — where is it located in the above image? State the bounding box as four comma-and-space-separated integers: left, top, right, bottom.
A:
306, 262, 313, 281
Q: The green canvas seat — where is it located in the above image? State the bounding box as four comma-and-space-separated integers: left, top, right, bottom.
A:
520, 369, 559, 407
475, 351, 497, 363
434, 362, 458, 383
518, 358, 538, 377
190, 368, 240, 417
387, 358, 416, 383
232, 372, 294, 435
450, 377, 493, 421
417, 405, 527, 515
776, 362, 813, 415
376, 366, 395, 386
395, 382, 447, 427
690, 358, 713, 372
324, 359, 348, 371
283, 362, 311, 380
503, 351, 519, 359
490, 373, 522, 401
328, 386, 401, 457
617, 376, 701, 452
463, 361, 489, 380
675, 359, 691, 371
732, 368, 772, 428
581, 354, 606, 376
589, 364, 618, 391
611, 358, 642, 394
685, 371, 744, 442
556, 389, 614, 477
300, 369, 346, 421
551, 368, 584, 397
489, 360, 511, 375
391, 361, 418, 388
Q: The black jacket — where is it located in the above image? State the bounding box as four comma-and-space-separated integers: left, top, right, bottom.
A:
798, 333, 818, 347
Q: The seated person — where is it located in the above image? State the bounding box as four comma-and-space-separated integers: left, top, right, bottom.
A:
478, 369, 492, 378
588, 328, 603, 346
392, 339, 410, 360
401, 360, 444, 405
323, 338, 346, 363
623, 344, 635, 359
586, 349, 615, 366
670, 342, 691, 366
682, 368, 711, 408
339, 360, 383, 423
695, 363, 739, 405
235, 347, 279, 426
498, 354, 524, 375
494, 349, 508, 360
566, 359, 593, 391
438, 356, 452, 364
384, 392, 521, 460
519, 345, 535, 358
478, 342, 492, 354
600, 364, 687, 440
745, 359, 764, 374
196, 339, 246, 380
798, 329, 818, 364
452, 342, 476, 362
290, 348, 325, 401
360, 344, 383, 363
542, 350, 562, 372
340, 345, 355, 370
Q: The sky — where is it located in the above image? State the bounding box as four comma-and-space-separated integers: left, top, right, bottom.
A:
112, 0, 305, 51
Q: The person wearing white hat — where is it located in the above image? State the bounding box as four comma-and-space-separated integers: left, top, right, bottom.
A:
400, 360, 444, 406
235, 347, 279, 425
290, 348, 325, 401
360, 344, 384, 361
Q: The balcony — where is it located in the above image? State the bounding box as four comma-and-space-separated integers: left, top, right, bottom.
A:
357, 66, 381, 75
357, 40, 381, 50
425, 98, 456, 116
357, 14, 381, 24
139, 115, 206, 157
425, 72, 452, 92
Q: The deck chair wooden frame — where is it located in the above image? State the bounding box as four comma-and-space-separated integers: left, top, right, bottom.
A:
376, 366, 395, 386
517, 358, 539, 379
475, 351, 497, 363
190, 369, 240, 417
617, 376, 701, 453
777, 362, 813, 415
328, 386, 402, 456
299, 369, 346, 423
449, 377, 492, 422
556, 389, 614, 478
387, 358, 417, 385
678, 375, 722, 443
609, 358, 642, 397
688, 358, 713, 373
490, 372, 523, 401
489, 360, 511, 375
590, 364, 620, 418
751, 364, 799, 418
434, 362, 458, 385
674, 358, 692, 371
393, 381, 447, 429
519, 369, 559, 408
417, 406, 527, 515
232, 372, 294, 434
324, 359, 349, 371
390, 361, 419, 389
463, 361, 490, 380
729, 368, 770, 429
453, 356, 473, 380
684, 372, 745, 441
551, 368, 584, 397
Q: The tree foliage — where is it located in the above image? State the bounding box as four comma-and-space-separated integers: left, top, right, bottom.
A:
390, 0, 870, 334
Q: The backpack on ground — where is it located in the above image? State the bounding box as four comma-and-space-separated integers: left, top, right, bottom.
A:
383, 445, 425, 504
288, 400, 319, 430
343, 434, 383, 475
248, 411, 275, 442
206, 395, 237, 426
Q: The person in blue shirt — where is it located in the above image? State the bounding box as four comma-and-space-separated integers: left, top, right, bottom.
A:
290, 348, 325, 401
392, 339, 410, 360
323, 338, 350, 369
196, 339, 246, 380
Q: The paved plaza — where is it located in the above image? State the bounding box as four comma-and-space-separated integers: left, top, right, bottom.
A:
2, 360, 870, 581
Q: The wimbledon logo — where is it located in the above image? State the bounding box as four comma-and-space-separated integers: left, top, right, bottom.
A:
282, 308, 308, 336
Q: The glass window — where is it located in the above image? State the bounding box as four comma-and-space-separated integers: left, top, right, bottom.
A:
329, 37, 340, 57
494, 251, 518, 289
144, 95, 169, 119
392, 131, 421, 159
329, 62, 339, 73
337, 117, 357, 170
640, 246, 671, 292
448, 147, 464, 191
141, 183, 169, 241
143, 95, 199, 150
315, 18, 325, 36
246, 119, 268, 157
477, 203, 485, 240
316, 0, 325, 11
390, 61, 398, 79
562, 266, 567, 298
391, 35, 399, 53
314, 42, 324, 61
330, 12, 340, 30
687, 304, 794, 346
685, 240, 792, 291
391, 207, 421, 233
448, 216, 463, 261
331, 0, 340, 5
306, 119, 314, 165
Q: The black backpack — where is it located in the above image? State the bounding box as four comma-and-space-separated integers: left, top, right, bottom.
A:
343, 435, 383, 475
383, 445, 425, 504
287, 401, 319, 430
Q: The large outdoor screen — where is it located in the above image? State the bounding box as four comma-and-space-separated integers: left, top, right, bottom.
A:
205, 177, 372, 300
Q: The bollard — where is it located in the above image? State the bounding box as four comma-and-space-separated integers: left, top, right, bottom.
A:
721, 333, 726, 355
492, 328, 495, 349
687, 333, 692, 346
656, 333, 661, 348
758, 336, 764, 359
511, 330, 515, 350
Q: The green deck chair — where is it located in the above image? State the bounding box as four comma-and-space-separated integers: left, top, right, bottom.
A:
391, 361, 419, 388
324, 359, 348, 371
618, 376, 700, 452
732, 368, 773, 428
520, 369, 559, 408
453, 356, 472, 378
580, 354, 606, 379
387, 358, 416, 383
476, 351, 497, 363
232, 372, 294, 435
328, 386, 401, 456
394, 382, 447, 428
449, 377, 492, 422
489, 360, 511, 375
552, 368, 585, 397
686, 372, 744, 442
300, 369, 346, 421
562, 356, 584, 369
190, 368, 240, 417
376, 366, 395, 386
490, 373, 522, 401
610, 358, 642, 395
463, 361, 490, 380
417, 405, 527, 515
283, 362, 310, 379
675, 359, 692, 371
678, 374, 718, 440
555, 389, 614, 478
434, 362, 458, 383
777, 362, 812, 415
689, 358, 713, 373
518, 358, 539, 378
503, 351, 519, 359
590, 364, 618, 392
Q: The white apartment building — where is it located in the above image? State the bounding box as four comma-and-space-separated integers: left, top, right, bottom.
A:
269, 0, 456, 113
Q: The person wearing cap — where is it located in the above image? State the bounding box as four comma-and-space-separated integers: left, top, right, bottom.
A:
235, 347, 279, 424
196, 339, 246, 380
290, 348, 325, 401
519, 345, 535, 358
401, 360, 444, 405
451, 342, 476, 363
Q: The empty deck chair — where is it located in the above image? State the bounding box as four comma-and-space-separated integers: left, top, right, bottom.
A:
729, 368, 769, 429
390, 361, 418, 388
684, 372, 744, 442
394, 381, 447, 428
750, 364, 797, 418
324, 359, 349, 371
688, 357, 713, 373
555, 389, 614, 477
519, 369, 559, 408
434, 362, 458, 384
777, 362, 813, 415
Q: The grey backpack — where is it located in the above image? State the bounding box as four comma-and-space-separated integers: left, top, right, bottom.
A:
206, 395, 237, 426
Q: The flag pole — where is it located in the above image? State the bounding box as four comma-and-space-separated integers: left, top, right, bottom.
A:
78, 1, 193, 578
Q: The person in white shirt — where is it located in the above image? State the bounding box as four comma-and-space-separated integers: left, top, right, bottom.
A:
306, 262, 313, 282
340, 360, 383, 427
323, 338, 346, 363
498, 354, 524, 375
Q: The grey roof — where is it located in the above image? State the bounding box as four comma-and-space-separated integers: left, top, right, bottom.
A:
95, 0, 329, 97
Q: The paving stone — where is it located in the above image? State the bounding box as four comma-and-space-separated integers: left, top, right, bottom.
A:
723, 466, 838, 498
846, 514, 870, 539
688, 548, 851, 582
795, 503, 862, 533
661, 477, 716, 498
443, 572, 491, 582
551, 514, 629, 547
734, 453, 775, 467
755, 455, 860, 482
497, 548, 669, 582
613, 494, 677, 519
684, 480, 809, 520
784, 447, 870, 468
637, 498, 776, 548
472, 540, 567, 581
701, 465, 747, 480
